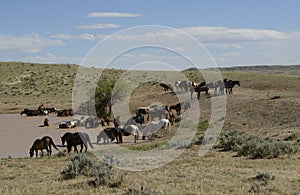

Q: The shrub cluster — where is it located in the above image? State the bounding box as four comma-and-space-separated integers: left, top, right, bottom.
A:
246, 172, 276, 193
60, 153, 123, 187
218, 131, 299, 159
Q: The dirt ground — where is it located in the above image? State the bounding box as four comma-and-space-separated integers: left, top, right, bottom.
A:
0, 114, 139, 158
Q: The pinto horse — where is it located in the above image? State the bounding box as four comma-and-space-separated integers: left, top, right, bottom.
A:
191, 82, 210, 100
61, 132, 94, 153
29, 136, 59, 157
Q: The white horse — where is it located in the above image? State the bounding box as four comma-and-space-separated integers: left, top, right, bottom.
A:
140, 119, 171, 139
122, 125, 140, 143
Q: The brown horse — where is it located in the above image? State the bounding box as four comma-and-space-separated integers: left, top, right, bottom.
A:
168, 108, 177, 125
29, 136, 59, 157
169, 103, 181, 115
20, 108, 41, 116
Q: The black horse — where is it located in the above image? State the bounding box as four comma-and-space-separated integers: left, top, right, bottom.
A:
97, 127, 123, 144
124, 114, 145, 126
61, 132, 94, 153
224, 79, 240, 94
191, 82, 210, 100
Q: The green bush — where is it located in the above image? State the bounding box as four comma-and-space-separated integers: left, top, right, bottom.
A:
218, 130, 299, 159
60, 153, 123, 187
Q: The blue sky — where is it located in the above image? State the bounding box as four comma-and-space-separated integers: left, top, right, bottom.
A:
1, 0, 300, 69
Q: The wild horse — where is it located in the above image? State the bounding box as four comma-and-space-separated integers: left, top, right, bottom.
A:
61, 132, 94, 153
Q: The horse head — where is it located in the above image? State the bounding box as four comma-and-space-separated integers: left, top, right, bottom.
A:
29, 148, 34, 157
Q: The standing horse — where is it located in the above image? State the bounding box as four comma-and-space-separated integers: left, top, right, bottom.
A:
224, 79, 240, 94
97, 128, 123, 144
121, 125, 140, 143
168, 109, 177, 125
29, 136, 59, 157
214, 80, 225, 95
191, 82, 210, 100
169, 103, 181, 115
61, 132, 94, 153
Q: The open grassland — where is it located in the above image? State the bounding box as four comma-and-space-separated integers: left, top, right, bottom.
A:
0, 149, 299, 194
0, 62, 300, 194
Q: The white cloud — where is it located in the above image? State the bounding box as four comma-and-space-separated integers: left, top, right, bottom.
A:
21, 53, 82, 64
0, 33, 64, 53
181, 26, 289, 43
75, 24, 120, 29
51, 33, 96, 41
86, 12, 141, 18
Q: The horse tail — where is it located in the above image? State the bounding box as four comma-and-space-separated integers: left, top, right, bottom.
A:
50, 137, 59, 151
86, 134, 94, 149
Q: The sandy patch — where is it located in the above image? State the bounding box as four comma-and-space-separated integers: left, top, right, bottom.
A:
0, 114, 137, 158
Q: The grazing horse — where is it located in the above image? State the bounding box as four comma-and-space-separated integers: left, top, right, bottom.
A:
159, 83, 173, 92
121, 125, 140, 143
61, 132, 94, 153
224, 79, 240, 94
140, 119, 171, 140
191, 82, 210, 100
57, 109, 74, 117
97, 128, 123, 144
29, 136, 59, 157
20, 108, 41, 116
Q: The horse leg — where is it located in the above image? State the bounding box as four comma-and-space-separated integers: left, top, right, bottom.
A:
84, 143, 88, 152
45, 147, 50, 156
74, 145, 79, 153
80, 143, 83, 152
35, 149, 38, 157
197, 91, 200, 100
67, 145, 72, 153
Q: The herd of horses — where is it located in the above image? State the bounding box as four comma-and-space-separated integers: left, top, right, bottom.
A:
160, 79, 240, 99
20, 104, 73, 117
27, 78, 240, 157
29, 118, 171, 157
